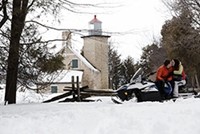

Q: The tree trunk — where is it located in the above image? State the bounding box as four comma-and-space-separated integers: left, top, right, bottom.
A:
4, 0, 28, 104
195, 74, 200, 90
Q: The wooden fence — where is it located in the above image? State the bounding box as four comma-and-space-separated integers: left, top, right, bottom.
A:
43, 76, 116, 103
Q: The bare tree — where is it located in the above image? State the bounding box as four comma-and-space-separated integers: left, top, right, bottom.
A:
163, 0, 200, 30
161, 0, 200, 88
140, 42, 167, 74
0, 0, 113, 104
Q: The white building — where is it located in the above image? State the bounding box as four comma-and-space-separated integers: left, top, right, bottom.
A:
47, 15, 111, 93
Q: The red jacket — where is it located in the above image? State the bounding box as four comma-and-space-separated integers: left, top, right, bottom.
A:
156, 65, 173, 81
182, 70, 186, 80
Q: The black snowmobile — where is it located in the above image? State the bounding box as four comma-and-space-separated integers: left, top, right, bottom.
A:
111, 68, 197, 104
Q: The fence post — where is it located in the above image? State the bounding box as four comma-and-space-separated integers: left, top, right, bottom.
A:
72, 76, 76, 101
76, 76, 81, 102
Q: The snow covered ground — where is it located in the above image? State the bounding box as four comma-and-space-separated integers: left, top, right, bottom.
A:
0, 88, 200, 134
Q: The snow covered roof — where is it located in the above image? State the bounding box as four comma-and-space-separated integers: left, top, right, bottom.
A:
55, 70, 83, 83
68, 46, 100, 72
43, 70, 83, 83
49, 32, 99, 72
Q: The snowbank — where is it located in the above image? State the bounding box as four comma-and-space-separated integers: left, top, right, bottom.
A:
0, 88, 200, 134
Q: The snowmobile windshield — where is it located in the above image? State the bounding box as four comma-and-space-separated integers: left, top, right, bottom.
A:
130, 68, 143, 83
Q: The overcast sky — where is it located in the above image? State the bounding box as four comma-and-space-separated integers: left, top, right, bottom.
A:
45, 0, 172, 61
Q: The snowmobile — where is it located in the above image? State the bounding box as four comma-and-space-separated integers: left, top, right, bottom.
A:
111, 68, 162, 104
111, 68, 197, 104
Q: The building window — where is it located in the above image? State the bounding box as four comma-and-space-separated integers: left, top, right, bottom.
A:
72, 59, 78, 68
51, 85, 58, 93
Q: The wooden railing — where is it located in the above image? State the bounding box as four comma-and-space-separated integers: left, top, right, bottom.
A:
43, 76, 116, 103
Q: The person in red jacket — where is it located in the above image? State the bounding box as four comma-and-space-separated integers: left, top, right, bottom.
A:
155, 59, 173, 99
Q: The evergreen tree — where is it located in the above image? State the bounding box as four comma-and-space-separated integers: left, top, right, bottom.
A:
120, 56, 136, 84
108, 45, 122, 90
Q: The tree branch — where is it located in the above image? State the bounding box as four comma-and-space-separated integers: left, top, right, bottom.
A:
22, 39, 65, 46
194, 0, 200, 8
26, 20, 83, 32
27, 0, 36, 10
0, 0, 8, 28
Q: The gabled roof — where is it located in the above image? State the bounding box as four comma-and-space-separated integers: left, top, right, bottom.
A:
50, 36, 100, 73
67, 46, 100, 72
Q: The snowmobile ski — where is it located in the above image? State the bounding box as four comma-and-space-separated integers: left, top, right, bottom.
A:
164, 93, 197, 102
111, 97, 123, 104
